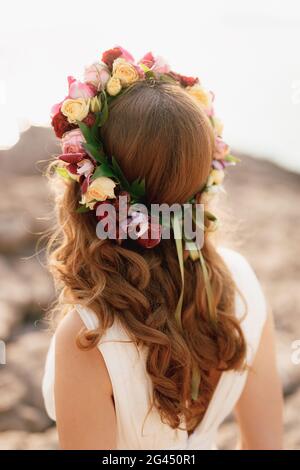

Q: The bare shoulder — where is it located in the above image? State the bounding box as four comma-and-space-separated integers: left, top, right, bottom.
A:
55, 309, 112, 396
54, 309, 116, 449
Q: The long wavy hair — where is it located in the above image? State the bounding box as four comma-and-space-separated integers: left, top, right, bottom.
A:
47, 80, 246, 433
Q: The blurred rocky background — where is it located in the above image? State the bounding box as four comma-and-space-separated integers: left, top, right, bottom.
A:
0, 126, 299, 449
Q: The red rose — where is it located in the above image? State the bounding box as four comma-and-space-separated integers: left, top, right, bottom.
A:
66, 163, 78, 175
58, 153, 86, 164
137, 218, 162, 249
51, 111, 75, 138
83, 112, 96, 127
179, 75, 199, 87
101, 47, 122, 70
169, 71, 199, 88
81, 174, 91, 194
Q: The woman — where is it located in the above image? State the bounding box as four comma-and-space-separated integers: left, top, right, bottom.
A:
42, 47, 283, 450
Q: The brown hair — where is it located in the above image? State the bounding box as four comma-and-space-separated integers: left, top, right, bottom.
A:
47, 80, 246, 433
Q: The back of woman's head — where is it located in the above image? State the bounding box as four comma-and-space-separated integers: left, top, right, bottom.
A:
48, 79, 246, 433
101, 80, 213, 204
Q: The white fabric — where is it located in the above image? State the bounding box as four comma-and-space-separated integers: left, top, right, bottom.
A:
42, 247, 267, 449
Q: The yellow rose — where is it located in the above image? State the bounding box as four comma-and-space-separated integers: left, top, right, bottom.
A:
81, 176, 116, 205
90, 96, 102, 113
207, 169, 225, 187
61, 98, 90, 123
106, 76, 122, 96
112, 58, 139, 87
187, 84, 213, 110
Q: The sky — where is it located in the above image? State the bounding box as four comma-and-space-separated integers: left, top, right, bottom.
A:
0, 0, 300, 172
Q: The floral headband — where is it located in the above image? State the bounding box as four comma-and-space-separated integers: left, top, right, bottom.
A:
50, 46, 239, 400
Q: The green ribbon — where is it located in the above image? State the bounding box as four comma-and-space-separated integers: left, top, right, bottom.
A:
171, 214, 184, 332
172, 213, 217, 401
172, 214, 202, 401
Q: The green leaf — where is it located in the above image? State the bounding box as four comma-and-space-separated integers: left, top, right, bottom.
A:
77, 121, 92, 142
139, 63, 151, 73
91, 163, 116, 180
55, 166, 72, 180
204, 210, 217, 222
83, 142, 107, 164
90, 112, 102, 143
139, 63, 155, 79
111, 156, 130, 191
145, 71, 155, 79
76, 205, 90, 213
224, 154, 240, 164
78, 120, 100, 147
129, 178, 146, 200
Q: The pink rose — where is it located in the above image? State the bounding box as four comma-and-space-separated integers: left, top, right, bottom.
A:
51, 100, 63, 117
67, 76, 96, 99
117, 46, 135, 63
84, 62, 110, 90
139, 51, 155, 68
151, 56, 170, 74
139, 52, 170, 74
214, 137, 229, 160
61, 129, 85, 154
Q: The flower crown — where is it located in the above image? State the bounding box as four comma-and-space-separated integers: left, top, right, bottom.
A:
50, 46, 239, 400
51, 46, 237, 235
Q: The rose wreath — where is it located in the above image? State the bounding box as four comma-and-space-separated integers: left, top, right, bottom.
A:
50, 46, 239, 400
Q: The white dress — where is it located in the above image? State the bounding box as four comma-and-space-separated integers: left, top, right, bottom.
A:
42, 248, 267, 449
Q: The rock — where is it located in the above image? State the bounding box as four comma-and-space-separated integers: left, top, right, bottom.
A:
284, 389, 300, 450
11, 256, 55, 311
0, 301, 22, 341
0, 175, 53, 253
0, 431, 28, 450
0, 329, 53, 432
0, 427, 58, 450
0, 370, 27, 414
0, 256, 32, 308
0, 404, 50, 433
0, 254, 54, 316
276, 333, 300, 395
0, 126, 58, 176
7, 329, 52, 410
22, 426, 58, 450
